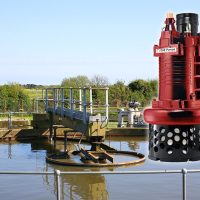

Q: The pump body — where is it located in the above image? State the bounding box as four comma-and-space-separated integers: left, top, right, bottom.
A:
144, 13, 200, 162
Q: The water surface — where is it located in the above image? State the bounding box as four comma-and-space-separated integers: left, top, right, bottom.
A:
0, 136, 200, 200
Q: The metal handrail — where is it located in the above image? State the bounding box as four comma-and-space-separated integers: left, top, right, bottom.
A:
44, 87, 109, 123
0, 168, 198, 200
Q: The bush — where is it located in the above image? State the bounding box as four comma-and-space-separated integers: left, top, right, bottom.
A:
0, 83, 31, 112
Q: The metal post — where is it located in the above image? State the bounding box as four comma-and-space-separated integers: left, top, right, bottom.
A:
42, 88, 44, 101
79, 88, 82, 111
53, 88, 56, 113
118, 109, 124, 127
45, 89, 48, 112
90, 87, 93, 114
55, 170, 61, 200
105, 87, 109, 123
61, 88, 64, 117
182, 168, 187, 200
33, 99, 35, 113
64, 131, 67, 152
56, 88, 59, 108
49, 112, 53, 142
83, 87, 87, 123
54, 127, 57, 148
128, 108, 134, 127
70, 87, 73, 118
36, 89, 38, 113
8, 112, 12, 129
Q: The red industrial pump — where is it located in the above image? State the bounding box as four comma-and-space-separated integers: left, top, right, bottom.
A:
144, 12, 200, 161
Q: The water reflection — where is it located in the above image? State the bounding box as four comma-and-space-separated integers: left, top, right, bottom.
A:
41, 164, 109, 199
33, 137, 146, 199
61, 170, 108, 200
105, 136, 147, 152
8, 143, 12, 159
30, 139, 145, 200
31, 140, 109, 200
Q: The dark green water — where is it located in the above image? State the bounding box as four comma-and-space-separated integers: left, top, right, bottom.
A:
0, 136, 200, 200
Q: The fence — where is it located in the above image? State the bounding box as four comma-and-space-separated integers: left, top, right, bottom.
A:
44, 87, 109, 124
0, 112, 32, 129
0, 168, 199, 200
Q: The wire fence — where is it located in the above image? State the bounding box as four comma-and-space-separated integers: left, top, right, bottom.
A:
0, 168, 199, 200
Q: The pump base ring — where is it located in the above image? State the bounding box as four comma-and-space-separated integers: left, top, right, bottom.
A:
144, 109, 200, 125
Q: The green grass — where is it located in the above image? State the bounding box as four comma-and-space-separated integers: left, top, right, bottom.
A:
24, 89, 43, 99
107, 122, 118, 128
0, 113, 33, 121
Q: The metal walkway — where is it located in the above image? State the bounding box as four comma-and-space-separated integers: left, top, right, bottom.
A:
44, 87, 109, 124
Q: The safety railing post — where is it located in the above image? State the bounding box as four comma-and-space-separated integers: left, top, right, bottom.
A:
42, 88, 44, 101
53, 88, 56, 113
55, 170, 61, 200
70, 87, 73, 118
89, 87, 93, 114
79, 88, 82, 111
8, 112, 12, 129
182, 168, 187, 200
83, 87, 87, 123
61, 88, 64, 117
45, 89, 48, 112
56, 88, 59, 108
105, 87, 109, 123
36, 89, 39, 113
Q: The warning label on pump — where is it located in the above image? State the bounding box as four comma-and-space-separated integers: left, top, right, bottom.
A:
155, 47, 177, 54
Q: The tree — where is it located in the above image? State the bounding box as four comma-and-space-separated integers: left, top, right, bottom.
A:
61, 75, 92, 102
149, 79, 158, 97
89, 75, 109, 106
128, 79, 157, 106
109, 81, 132, 107
0, 86, 8, 111
91, 75, 109, 87
61, 75, 91, 88
0, 83, 31, 112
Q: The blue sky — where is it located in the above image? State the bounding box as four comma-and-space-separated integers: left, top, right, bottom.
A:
0, 0, 199, 85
